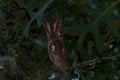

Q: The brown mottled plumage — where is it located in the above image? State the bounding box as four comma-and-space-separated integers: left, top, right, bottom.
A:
43, 18, 68, 68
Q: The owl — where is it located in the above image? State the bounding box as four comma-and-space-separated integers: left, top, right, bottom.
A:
43, 18, 68, 68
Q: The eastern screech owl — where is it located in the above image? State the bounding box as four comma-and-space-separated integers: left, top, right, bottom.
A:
43, 18, 68, 68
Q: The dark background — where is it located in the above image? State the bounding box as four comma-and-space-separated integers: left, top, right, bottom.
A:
0, 0, 120, 80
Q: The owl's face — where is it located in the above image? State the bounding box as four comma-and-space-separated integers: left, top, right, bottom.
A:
43, 18, 63, 40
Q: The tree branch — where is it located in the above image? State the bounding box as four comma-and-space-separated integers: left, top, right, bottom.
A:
75, 54, 120, 69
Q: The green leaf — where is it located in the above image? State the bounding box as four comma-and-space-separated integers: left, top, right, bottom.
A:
106, 16, 120, 41
24, 0, 55, 38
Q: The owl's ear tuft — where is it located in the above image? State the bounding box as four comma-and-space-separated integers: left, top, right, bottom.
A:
43, 18, 51, 32
53, 18, 62, 32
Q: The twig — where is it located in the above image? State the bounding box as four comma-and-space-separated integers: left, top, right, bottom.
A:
76, 54, 120, 69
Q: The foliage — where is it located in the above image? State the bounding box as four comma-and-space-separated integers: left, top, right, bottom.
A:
0, 0, 120, 80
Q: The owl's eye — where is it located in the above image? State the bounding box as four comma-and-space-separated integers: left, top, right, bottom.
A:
57, 32, 61, 36
58, 30, 63, 36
